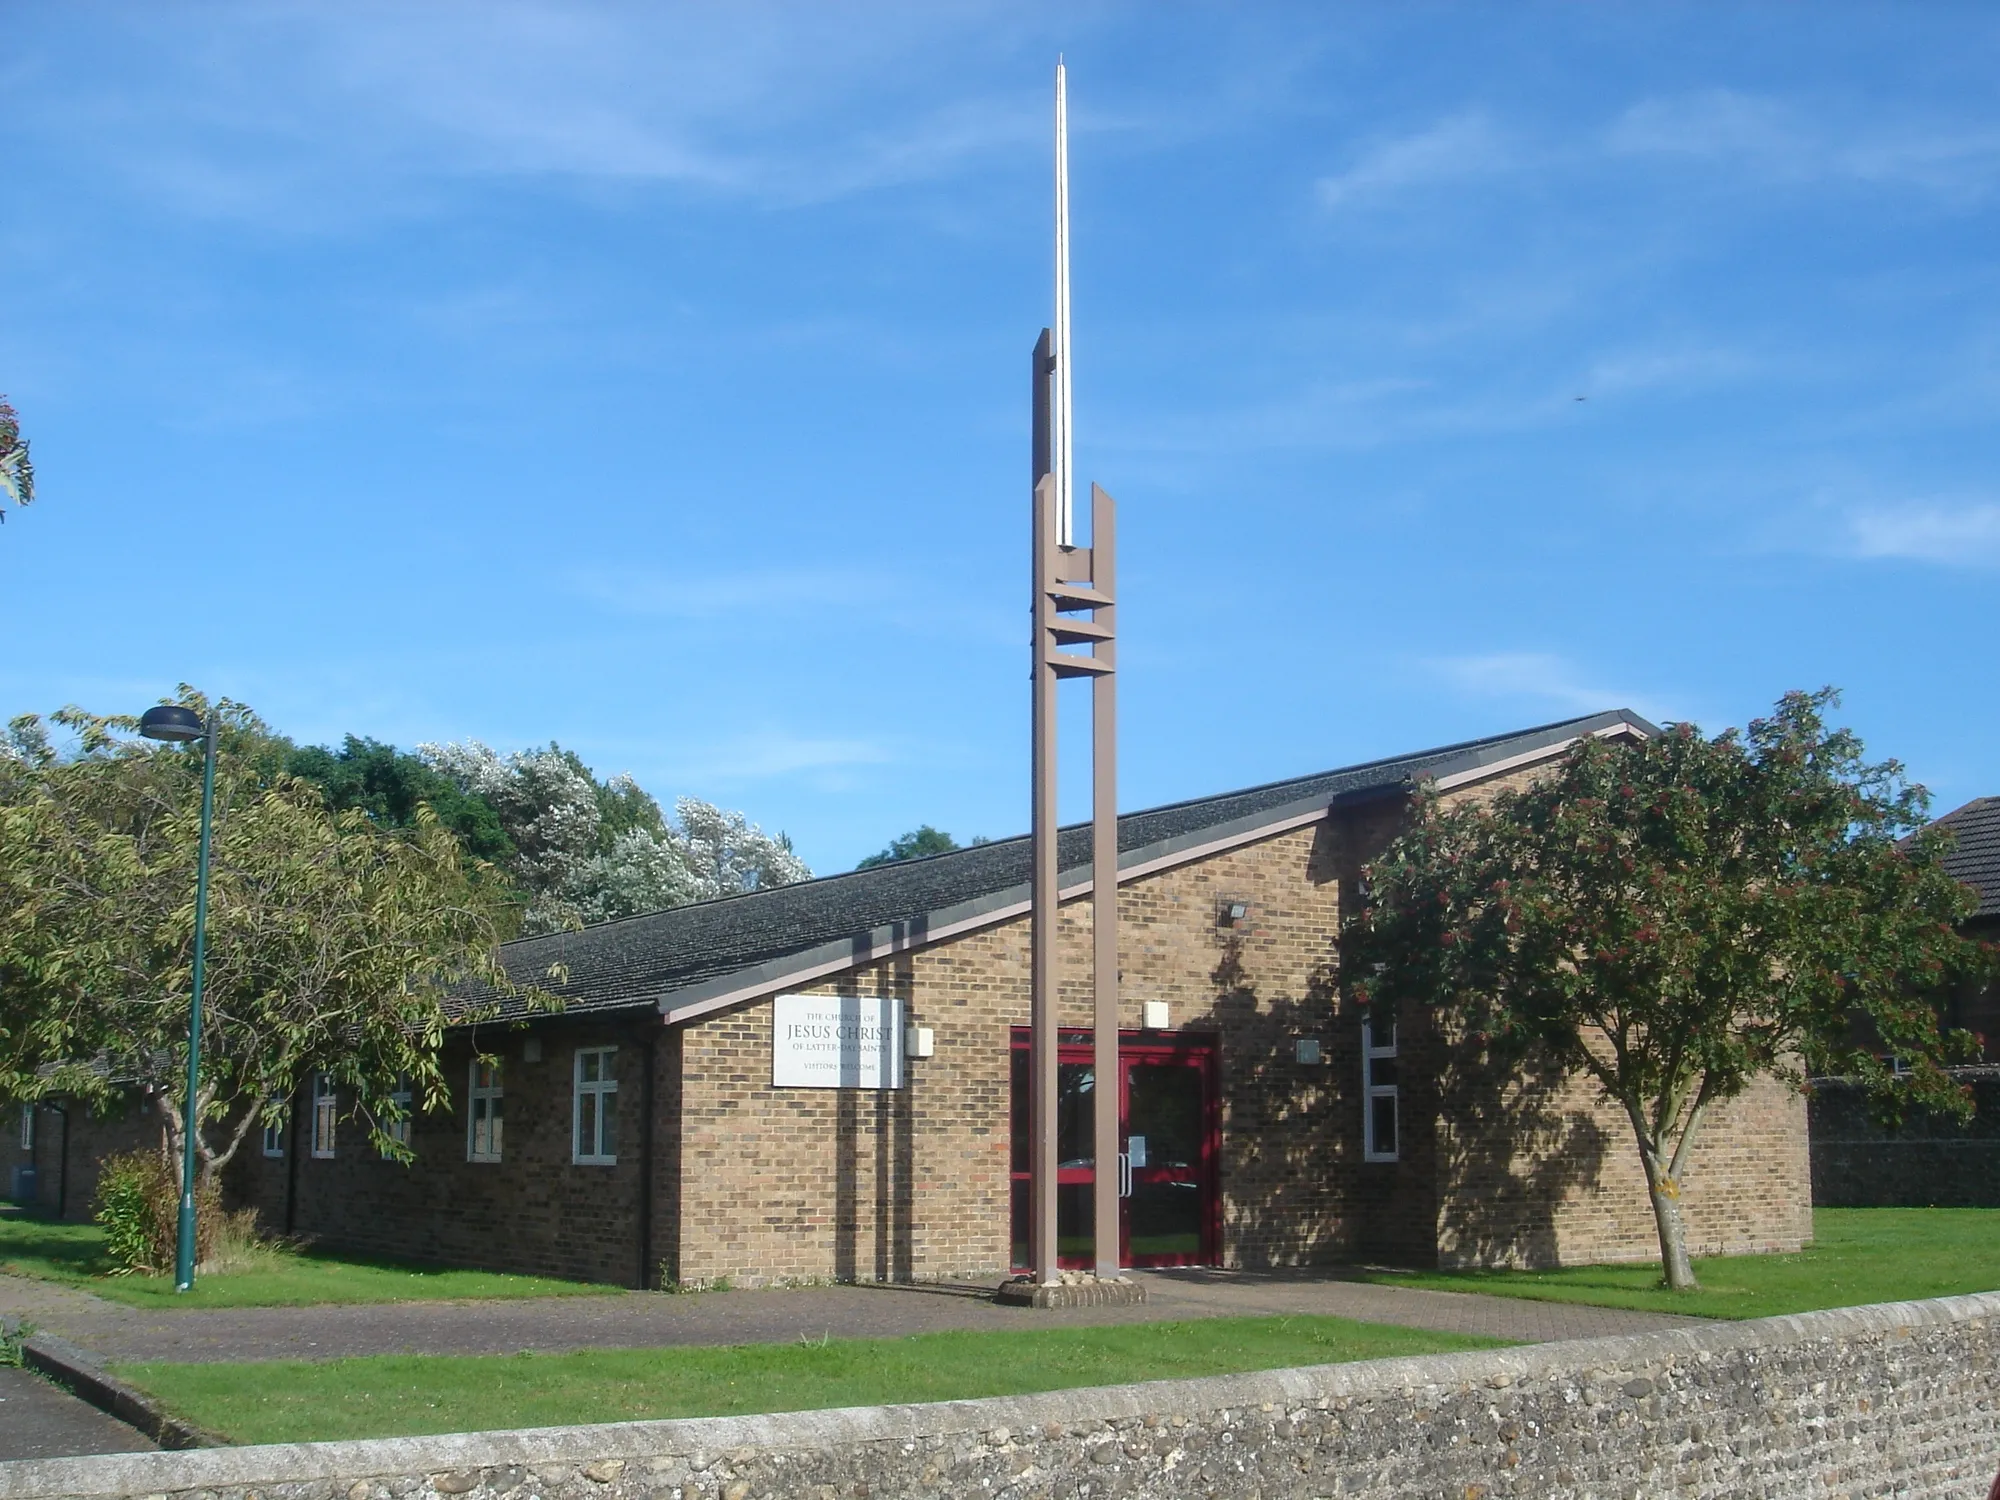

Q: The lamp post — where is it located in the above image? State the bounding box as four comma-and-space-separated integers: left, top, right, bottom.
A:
137, 703, 218, 1293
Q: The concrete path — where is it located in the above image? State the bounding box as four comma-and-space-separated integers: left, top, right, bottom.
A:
0, 1268, 1696, 1368
0, 1367, 155, 1461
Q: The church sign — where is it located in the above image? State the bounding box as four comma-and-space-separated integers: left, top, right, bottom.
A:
772, 994, 904, 1090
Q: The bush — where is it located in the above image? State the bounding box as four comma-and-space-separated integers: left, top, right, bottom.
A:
93, 1150, 223, 1275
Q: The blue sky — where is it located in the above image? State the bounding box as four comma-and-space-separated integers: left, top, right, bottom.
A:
6, 3, 1997, 872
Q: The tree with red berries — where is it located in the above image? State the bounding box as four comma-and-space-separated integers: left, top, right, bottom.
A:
1343, 690, 1992, 1290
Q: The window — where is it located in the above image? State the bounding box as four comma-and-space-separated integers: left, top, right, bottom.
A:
311, 1074, 337, 1159
467, 1059, 503, 1162
262, 1098, 286, 1159
573, 1047, 618, 1165
19, 1103, 33, 1152
384, 1074, 413, 1150
1362, 1018, 1399, 1162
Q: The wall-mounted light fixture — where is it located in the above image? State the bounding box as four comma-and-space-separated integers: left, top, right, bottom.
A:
906, 1026, 936, 1060
1142, 1000, 1171, 1031
1219, 899, 1251, 928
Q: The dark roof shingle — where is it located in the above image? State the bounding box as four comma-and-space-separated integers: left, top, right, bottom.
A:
479, 708, 1653, 1022
1930, 797, 2000, 920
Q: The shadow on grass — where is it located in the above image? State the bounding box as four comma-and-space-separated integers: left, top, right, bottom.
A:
0, 1204, 115, 1277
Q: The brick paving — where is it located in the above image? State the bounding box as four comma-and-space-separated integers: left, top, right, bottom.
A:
0, 1267, 1696, 1368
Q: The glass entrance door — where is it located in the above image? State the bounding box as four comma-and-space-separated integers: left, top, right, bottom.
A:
1121, 1054, 1210, 1266
1010, 1030, 1218, 1270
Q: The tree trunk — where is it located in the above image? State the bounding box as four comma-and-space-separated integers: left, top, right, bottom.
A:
1645, 1163, 1699, 1291
1621, 1099, 1701, 1291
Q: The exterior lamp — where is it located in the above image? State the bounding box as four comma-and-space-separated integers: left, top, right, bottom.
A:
138, 703, 218, 1293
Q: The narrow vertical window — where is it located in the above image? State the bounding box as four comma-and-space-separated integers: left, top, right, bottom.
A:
19, 1103, 33, 1152
573, 1047, 618, 1165
385, 1074, 413, 1150
311, 1074, 337, 1159
1362, 1018, 1399, 1162
467, 1059, 504, 1162
262, 1097, 286, 1159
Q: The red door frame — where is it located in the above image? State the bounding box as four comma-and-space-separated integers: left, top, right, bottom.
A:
1009, 1028, 1221, 1270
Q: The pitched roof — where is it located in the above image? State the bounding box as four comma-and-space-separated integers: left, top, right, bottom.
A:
1928, 797, 2000, 920
479, 708, 1655, 1026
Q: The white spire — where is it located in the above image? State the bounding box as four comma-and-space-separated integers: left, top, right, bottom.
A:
1053, 57, 1075, 546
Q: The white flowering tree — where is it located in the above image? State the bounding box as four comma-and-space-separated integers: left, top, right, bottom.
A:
419, 742, 810, 933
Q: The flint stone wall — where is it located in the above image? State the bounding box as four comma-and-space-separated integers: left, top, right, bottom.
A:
3, 1292, 1996, 1500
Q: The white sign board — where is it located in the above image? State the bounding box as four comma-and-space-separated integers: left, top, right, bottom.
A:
772, 994, 904, 1090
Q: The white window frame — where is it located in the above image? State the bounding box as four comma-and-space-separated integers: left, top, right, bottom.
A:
467, 1059, 503, 1163
572, 1047, 618, 1166
262, 1097, 286, 1159
385, 1074, 413, 1150
311, 1074, 337, 1159
19, 1103, 33, 1152
1362, 1018, 1399, 1163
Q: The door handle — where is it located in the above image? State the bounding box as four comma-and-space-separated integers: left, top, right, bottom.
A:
1118, 1152, 1132, 1198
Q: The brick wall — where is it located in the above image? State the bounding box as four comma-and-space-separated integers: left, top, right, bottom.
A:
229, 1015, 673, 1287
5, 1098, 161, 1220
669, 769, 1811, 1285
14, 1291, 1999, 1500
670, 820, 1358, 1287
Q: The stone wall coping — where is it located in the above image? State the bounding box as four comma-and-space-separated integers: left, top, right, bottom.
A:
4, 1289, 1997, 1500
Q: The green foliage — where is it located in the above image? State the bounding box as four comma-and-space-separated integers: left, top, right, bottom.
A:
0, 688, 551, 1185
285, 736, 514, 864
0, 395, 34, 518
92, 1150, 220, 1275
118, 1316, 1506, 1444
1344, 689, 1995, 1288
856, 825, 962, 869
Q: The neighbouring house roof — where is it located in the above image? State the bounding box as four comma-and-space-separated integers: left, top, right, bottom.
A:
1927, 797, 2000, 921
471, 708, 1656, 1028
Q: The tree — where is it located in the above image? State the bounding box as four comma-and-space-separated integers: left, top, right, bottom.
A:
417, 741, 813, 932
0, 396, 35, 522
0, 694, 547, 1186
285, 735, 514, 865
1343, 690, 1992, 1291
857, 825, 961, 869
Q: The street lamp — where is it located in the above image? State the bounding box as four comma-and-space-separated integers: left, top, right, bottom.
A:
137, 703, 217, 1293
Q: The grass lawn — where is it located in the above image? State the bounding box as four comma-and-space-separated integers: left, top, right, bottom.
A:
119, 1315, 1509, 1445
1356, 1208, 2000, 1320
0, 1205, 621, 1308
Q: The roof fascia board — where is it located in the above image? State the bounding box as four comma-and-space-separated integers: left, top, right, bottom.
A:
1428, 720, 1646, 793
658, 713, 1651, 1026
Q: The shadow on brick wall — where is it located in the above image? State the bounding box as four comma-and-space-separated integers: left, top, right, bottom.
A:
1432, 1032, 1612, 1269
1205, 935, 1355, 1268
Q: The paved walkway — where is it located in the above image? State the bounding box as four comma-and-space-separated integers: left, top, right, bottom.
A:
0, 1367, 155, 1461
0, 1267, 1695, 1368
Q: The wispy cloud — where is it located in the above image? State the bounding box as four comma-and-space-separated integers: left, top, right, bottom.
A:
16, 2, 1061, 229
1316, 112, 1517, 208
1426, 652, 1673, 724
1845, 500, 2000, 567
1608, 89, 2000, 199
657, 730, 896, 788
1314, 91, 2000, 218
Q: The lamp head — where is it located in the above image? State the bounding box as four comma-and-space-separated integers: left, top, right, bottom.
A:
138, 705, 205, 743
